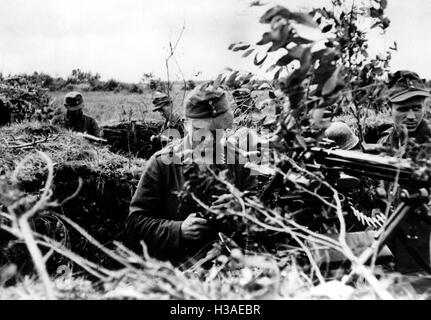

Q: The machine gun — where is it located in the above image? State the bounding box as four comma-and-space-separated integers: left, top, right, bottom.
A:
308, 147, 431, 189
312, 147, 431, 269
260, 145, 431, 271
262, 145, 431, 207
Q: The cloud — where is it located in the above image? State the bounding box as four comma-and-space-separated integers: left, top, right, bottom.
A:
0, 0, 146, 38
0, 0, 430, 82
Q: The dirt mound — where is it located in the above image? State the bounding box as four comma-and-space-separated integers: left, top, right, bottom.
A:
0, 122, 146, 271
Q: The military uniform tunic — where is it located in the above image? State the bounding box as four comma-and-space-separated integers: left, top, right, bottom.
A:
378, 119, 431, 273
51, 113, 100, 137
378, 119, 431, 148
126, 138, 256, 265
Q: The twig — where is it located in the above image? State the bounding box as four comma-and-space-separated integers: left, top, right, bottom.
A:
57, 214, 138, 271
189, 192, 326, 283
59, 177, 83, 206
165, 21, 186, 97
8, 138, 48, 149
282, 155, 393, 298
17, 219, 55, 299
7, 151, 56, 299
21, 152, 55, 221
35, 235, 112, 280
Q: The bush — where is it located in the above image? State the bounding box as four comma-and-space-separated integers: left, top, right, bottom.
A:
149, 79, 168, 92
182, 80, 196, 90
91, 81, 105, 92
0, 77, 54, 124
103, 79, 120, 91
14, 72, 54, 89
67, 69, 101, 87
128, 83, 144, 94
5, 71, 151, 94
49, 78, 67, 91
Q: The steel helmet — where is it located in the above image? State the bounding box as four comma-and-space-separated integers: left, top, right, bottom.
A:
325, 121, 359, 150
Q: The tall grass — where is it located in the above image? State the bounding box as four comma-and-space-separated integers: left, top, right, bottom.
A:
0, 149, 425, 300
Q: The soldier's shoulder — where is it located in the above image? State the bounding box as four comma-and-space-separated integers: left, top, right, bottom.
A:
423, 119, 431, 132
83, 114, 98, 123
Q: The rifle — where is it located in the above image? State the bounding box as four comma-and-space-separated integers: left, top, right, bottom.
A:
75, 132, 108, 144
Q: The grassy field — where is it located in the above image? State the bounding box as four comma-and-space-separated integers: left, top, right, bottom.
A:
48, 85, 273, 126
48, 88, 188, 125
47, 88, 397, 147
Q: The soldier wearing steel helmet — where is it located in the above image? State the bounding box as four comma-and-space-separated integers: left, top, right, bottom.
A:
324, 121, 361, 150
51, 91, 100, 137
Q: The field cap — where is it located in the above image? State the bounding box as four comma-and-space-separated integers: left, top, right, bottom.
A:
325, 121, 359, 150
184, 83, 232, 129
152, 92, 172, 111
64, 92, 84, 111
388, 70, 431, 103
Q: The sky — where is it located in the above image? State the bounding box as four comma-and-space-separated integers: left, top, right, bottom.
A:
0, 0, 431, 82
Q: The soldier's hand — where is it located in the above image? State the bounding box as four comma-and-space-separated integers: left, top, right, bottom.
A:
180, 213, 209, 240
211, 194, 235, 209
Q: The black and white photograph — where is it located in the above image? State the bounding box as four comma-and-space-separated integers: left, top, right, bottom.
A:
1, 0, 431, 306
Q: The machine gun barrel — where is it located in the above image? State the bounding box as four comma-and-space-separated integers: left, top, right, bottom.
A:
309, 147, 431, 188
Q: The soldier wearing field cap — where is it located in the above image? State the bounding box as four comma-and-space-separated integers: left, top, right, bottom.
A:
127, 83, 256, 265
152, 92, 183, 138
51, 91, 100, 137
378, 70, 431, 149
377, 71, 431, 274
